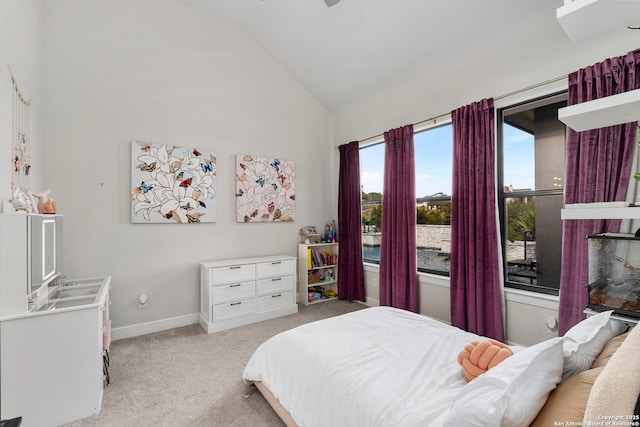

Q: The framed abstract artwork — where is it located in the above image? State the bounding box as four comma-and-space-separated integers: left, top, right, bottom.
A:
131, 141, 217, 223
236, 154, 295, 222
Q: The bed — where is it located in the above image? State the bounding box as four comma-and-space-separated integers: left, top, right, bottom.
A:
243, 306, 640, 427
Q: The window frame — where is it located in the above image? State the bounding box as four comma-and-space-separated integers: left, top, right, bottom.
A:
359, 119, 453, 277
496, 91, 568, 296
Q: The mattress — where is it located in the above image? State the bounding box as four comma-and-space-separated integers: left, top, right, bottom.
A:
243, 306, 498, 427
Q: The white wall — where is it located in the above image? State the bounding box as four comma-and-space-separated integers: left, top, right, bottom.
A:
332, 25, 640, 146
0, 0, 43, 206
40, 0, 332, 335
335, 22, 640, 345
5, 1, 638, 343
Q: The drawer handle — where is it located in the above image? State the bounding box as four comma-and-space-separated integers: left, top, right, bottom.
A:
230, 301, 242, 306
271, 277, 282, 282
271, 261, 282, 265
229, 284, 241, 288
272, 294, 282, 298
229, 266, 241, 270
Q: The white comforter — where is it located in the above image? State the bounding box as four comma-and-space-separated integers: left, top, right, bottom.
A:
243, 306, 499, 427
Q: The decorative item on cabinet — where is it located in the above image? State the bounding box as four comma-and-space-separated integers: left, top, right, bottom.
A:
32, 189, 57, 214
299, 226, 319, 244
319, 219, 337, 243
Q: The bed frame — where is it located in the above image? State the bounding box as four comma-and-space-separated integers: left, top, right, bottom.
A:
254, 381, 299, 427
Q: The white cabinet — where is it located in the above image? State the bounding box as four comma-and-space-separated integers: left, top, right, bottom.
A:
298, 243, 339, 305
0, 276, 111, 427
199, 255, 297, 333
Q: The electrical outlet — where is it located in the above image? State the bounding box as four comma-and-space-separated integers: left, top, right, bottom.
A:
138, 293, 148, 308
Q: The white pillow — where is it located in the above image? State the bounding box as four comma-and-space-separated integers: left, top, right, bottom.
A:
442, 337, 565, 427
562, 310, 627, 379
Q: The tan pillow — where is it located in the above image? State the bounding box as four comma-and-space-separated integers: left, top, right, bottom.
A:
531, 366, 603, 427
590, 332, 629, 369
584, 324, 640, 424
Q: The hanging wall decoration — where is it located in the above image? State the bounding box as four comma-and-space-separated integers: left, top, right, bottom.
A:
9, 67, 34, 213
131, 141, 217, 223
236, 154, 295, 223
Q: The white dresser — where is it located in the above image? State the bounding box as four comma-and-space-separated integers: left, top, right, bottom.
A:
199, 255, 298, 333
0, 276, 111, 427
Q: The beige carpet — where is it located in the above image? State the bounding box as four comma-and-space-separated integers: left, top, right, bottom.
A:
63, 300, 365, 427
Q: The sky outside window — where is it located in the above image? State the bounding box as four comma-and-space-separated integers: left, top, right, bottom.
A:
360, 123, 534, 197
503, 124, 535, 190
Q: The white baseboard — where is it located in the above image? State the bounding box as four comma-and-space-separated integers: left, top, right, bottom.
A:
363, 297, 379, 307
111, 313, 199, 341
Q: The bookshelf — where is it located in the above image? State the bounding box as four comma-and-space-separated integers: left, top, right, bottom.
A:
298, 242, 338, 305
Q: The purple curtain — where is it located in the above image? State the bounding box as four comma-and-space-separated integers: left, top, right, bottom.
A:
451, 98, 504, 342
338, 141, 366, 302
379, 125, 418, 312
558, 50, 640, 335
380, 125, 418, 313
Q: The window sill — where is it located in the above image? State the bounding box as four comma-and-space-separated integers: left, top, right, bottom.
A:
504, 287, 559, 311
364, 262, 559, 310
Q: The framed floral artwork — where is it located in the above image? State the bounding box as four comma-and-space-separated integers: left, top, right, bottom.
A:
236, 154, 295, 222
131, 141, 216, 223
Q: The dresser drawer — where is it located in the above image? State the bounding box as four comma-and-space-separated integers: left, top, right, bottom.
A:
211, 281, 255, 303
256, 259, 294, 279
209, 264, 255, 285
256, 276, 294, 296
212, 299, 256, 321
257, 292, 294, 313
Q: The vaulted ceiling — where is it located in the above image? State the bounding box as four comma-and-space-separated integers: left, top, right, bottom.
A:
177, 1, 592, 111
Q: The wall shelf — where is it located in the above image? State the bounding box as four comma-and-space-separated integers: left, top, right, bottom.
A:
561, 204, 640, 219
556, 0, 640, 44
558, 89, 640, 132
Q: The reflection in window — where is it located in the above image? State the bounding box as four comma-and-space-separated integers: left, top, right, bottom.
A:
500, 93, 567, 294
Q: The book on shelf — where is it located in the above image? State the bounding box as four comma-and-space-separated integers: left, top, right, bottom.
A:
310, 249, 336, 268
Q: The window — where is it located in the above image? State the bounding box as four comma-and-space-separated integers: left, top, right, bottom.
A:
360, 143, 384, 264
415, 124, 452, 275
498, 93, 567, 295
360, 124, 453, 276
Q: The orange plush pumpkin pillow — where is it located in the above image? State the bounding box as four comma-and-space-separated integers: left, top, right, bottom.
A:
458, 339, 514, 382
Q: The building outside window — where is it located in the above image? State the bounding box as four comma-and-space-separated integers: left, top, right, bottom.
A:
498, 92, 567, 295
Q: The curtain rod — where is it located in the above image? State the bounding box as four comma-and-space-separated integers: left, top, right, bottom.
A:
343, 74, 568, 149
